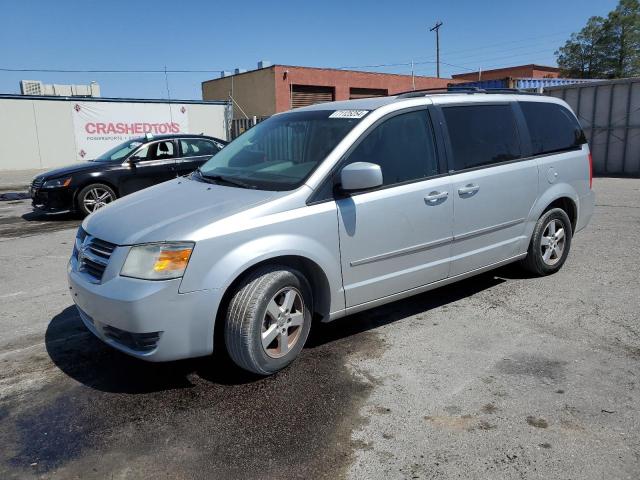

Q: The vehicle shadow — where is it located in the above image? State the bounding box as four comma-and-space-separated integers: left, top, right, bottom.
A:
45, 306, 260, 395
46, 268, 511, 394
21, 210, 79, 222
307, 269, 508, 348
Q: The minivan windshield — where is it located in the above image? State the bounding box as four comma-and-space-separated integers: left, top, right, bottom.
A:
93, 140, 144, 162
198, 110, 367, 190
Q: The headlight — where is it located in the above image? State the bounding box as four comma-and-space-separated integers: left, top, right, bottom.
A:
43, 177, 72, 188
120, 242, 194, 280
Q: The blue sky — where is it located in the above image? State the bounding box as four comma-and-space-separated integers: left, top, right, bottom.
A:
0, 0, 619, 100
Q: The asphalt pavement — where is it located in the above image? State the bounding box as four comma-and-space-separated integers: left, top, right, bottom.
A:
0, 178, 638, 479
0, 169, 45, 193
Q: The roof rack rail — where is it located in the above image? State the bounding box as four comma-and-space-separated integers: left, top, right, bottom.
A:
395, 86, 482, 98
395, 86, 541, 98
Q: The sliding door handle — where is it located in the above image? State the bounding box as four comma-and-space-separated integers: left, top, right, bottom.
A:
458, 184, 480, 196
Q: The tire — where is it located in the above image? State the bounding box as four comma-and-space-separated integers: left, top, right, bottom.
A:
77, 183, 117, 217
224, 265, 313, 375
520, 207, 573, 276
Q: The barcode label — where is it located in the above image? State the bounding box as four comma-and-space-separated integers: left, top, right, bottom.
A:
329, 110, 369, 119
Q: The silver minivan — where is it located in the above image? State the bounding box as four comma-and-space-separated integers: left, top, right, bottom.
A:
68, 90, 595, 375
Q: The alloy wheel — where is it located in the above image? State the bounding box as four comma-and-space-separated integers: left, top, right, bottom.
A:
540, 219, 566, 266
83, 187, 114, 212
261, 287, 305, 358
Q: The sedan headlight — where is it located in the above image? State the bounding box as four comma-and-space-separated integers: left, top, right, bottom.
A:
42, 177, 72, 188
121, 242, 194, 280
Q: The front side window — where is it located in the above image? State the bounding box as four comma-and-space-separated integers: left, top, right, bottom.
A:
520, 101, 587, 156
180, 139, 219, 158
199, 110, 366, 190
344, 110, 439, 186
133, 141, 175, 161
443, 104, 522, 171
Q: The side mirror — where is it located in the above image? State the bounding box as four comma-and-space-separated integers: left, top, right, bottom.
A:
340, 162, 383, 192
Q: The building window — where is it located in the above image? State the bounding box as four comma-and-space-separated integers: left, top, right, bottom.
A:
349, 87, 388, 99
291, 85, 334, 109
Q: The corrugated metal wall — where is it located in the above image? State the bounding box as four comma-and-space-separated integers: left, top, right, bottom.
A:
516, 78, 599, 90
545, 78, 640, 177
454, 77, 601, 90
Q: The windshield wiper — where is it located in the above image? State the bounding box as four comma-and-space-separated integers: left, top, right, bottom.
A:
196, 169, 257, 189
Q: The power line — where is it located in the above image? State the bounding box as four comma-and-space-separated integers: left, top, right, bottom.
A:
440, 47, 559, 70
335, 62, 414, 70
440, 38, 565, 64
333, 35, 568, 76
422, 29, 572, 60
0, 67, 225, 73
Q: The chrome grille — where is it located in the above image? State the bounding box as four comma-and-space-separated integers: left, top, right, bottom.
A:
75, 228, 116, 282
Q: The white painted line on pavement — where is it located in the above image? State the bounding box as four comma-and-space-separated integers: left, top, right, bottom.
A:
0, 291, 25, 299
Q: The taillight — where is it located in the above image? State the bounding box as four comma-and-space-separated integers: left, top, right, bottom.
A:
588, 152, 593, 189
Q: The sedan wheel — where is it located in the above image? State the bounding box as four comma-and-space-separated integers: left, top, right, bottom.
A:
77, 183, 117, 217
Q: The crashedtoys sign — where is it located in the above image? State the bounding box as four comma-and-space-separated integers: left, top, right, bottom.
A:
72, 101, 189, 159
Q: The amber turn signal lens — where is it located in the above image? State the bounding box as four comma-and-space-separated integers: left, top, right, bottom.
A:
153, 248, 192, 272
121, 242, 194, 280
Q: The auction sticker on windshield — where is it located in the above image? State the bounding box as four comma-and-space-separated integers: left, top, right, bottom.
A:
329, 110, 369, 119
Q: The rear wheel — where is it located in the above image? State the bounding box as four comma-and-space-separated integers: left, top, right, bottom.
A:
224, 265, 312, 375
521, 208, 572, 276
77, 183, 116, 217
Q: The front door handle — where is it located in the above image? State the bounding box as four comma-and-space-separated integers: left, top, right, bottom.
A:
458, 184, 480, 196
424, 191, 449, 203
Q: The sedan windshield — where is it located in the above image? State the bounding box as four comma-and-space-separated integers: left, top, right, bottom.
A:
198, 110, 367, 190
93, 140, 144, 162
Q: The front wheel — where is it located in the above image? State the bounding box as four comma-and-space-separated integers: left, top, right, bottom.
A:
77, 183, 117, 217
224, 265, 312, 375
521, 208, 573, 276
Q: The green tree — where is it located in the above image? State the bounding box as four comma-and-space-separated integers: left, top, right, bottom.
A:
556, 16, 609, 78
556, 0, 640, 78
605, 0, 640, 77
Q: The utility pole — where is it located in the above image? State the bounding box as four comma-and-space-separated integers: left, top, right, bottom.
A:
411, 59, 415, 90
429, 21, 443, 78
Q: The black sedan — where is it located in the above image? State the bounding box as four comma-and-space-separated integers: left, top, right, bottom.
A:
30, 134, 227, 216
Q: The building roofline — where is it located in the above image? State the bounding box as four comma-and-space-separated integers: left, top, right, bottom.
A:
201, 64, 458, 85
0, 94, 228, 105
452, 64, 559, 79
273, 64, 453, 80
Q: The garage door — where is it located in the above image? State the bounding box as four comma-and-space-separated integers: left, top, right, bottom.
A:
291, 85, 334, 109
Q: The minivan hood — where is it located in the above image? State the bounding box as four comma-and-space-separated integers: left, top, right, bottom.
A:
83, 178, 282, 245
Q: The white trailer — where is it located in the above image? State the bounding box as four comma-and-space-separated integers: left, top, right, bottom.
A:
0, 95, 229, 170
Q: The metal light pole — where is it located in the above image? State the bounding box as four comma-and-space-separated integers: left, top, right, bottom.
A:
430, 21, 443, 78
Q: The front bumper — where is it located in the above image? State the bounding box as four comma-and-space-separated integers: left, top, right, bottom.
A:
31, 187, 75, 212
67, 261, 220, 362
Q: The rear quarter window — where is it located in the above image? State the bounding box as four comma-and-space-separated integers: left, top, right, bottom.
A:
520, 101, 587, 156
442, 104, 522, 171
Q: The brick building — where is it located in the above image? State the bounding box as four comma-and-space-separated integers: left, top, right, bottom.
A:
202, 63, 458, 119
452, 64, 560, 82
